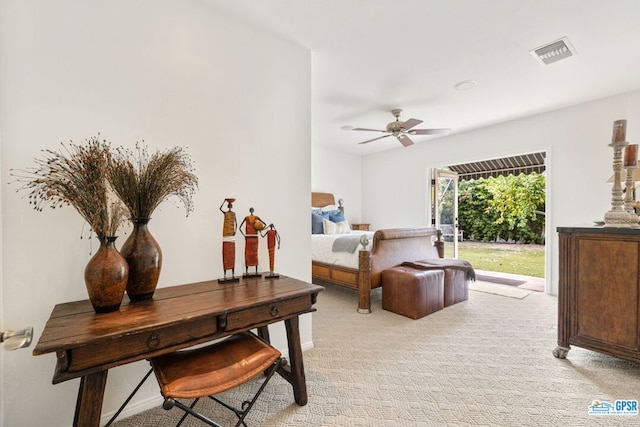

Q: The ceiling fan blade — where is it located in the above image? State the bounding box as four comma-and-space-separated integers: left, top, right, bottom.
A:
358, 134, 392, 145
352, 127, 387, 133
397, 134, 415, 147
402, 118, 423, 130
409, 128, 451, 136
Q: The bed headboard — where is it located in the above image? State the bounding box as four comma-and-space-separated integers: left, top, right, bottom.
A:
312, 192, 336, 208
311, 192, 344, 212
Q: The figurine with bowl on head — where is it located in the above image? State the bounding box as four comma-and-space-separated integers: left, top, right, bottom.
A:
239, 207, 266, 278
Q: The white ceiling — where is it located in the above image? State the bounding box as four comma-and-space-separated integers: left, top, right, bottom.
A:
209, 0, 640, 156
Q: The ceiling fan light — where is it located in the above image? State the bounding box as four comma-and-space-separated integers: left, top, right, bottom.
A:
454, 80, 477, 91
353, 109, 446, 147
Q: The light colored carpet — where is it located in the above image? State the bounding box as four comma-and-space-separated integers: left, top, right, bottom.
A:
113, 283, 640, 426
469, 281, 533, 299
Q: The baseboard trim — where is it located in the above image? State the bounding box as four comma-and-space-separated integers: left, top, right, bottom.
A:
101, 394, 164, 425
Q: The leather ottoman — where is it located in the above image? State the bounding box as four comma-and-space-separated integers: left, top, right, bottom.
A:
400, 260, 472, 308
442, 268, 469, 307
381, 266, 444, 319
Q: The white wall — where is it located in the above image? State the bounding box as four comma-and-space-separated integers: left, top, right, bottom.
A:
362, 90, 640, 295
311, 146, 363, 222
0, 1, 311, 425
0, 120, 4, 425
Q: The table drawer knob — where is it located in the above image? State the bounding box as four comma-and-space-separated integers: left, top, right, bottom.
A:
147, 332, 160, 349
270, 305, 279, 317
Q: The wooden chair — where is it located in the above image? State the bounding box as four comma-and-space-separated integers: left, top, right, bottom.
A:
107, 331, 283, 427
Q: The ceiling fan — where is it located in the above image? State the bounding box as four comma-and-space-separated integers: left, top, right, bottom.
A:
345, 109, 450, 147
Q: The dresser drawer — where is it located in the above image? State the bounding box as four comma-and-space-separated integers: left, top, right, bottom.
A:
351, 223, 370, 231
224, 296, 312, 331
68, 315, 218, 372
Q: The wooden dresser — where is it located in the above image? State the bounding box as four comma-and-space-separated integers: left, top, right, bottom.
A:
351, 223, 370, 231
554, 226, 640, 363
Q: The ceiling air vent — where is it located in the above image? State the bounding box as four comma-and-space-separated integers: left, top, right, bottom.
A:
530, 37, 576, 65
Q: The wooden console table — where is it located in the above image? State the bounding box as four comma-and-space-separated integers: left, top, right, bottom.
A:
554, 226, 640, 363
33, 275, 323, 427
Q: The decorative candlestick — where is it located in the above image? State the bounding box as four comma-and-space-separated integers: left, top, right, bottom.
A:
604, 142, 628, 226
613, 119, 627, 144
624, 144, 639, 224
625, 144, 638, 167
624, 164, 638, 215
604, 120, 638, 227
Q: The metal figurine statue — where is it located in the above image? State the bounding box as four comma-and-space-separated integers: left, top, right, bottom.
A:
239, 207, 266, 277
218, 198, 239, 283
261, 223, 281, 279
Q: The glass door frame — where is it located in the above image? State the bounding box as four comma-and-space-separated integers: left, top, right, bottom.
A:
431, 168, 460, 258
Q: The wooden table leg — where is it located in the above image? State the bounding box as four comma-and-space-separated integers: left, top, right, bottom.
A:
281, 315, 307, 406
257, 325, 270, 342
73, 371, 108, 427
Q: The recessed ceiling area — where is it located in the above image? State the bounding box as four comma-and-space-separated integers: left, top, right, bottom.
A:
208, 1, 640, 156
447, 152, 546, 181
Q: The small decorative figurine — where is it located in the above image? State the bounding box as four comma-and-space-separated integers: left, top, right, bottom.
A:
218, 198, 239, 283
239, 207, 266, 278
261, 223, 281, 279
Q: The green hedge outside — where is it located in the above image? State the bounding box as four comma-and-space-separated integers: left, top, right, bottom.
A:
456, 173, 546, 244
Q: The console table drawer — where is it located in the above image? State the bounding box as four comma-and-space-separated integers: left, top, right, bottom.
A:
224, 296, 311, 330
67, 315, 218, 372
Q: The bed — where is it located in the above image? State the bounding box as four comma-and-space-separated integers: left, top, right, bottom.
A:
311, 192, 444, 313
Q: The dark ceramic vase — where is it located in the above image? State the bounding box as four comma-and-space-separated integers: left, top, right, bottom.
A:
84, 236, 129, 313
120, 218, 162, 301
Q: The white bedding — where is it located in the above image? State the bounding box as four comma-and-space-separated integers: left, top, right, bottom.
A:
311, 231, 374, 268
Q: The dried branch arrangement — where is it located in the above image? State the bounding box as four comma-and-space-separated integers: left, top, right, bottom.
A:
11, 135, 128, 239
108, 143, 198, 221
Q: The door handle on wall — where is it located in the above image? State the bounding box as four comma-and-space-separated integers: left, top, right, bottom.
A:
1, 326, 33, 350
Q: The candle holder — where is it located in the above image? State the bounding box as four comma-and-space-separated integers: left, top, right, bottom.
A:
604, 142, 639, 227
625, 165, 638, 213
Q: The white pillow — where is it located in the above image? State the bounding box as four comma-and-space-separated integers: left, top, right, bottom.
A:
313, 204, 338, 212
339, 219, 351, 233
323, 218, 351, 234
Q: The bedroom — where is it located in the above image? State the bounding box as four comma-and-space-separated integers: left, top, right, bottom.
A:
2, 1, 640, 426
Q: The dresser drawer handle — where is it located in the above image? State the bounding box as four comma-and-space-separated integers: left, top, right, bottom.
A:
147, 332, 160, 350
270, 305, 279, 317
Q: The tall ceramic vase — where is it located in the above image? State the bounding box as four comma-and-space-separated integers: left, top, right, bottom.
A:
84, 236, 129, 313
120, 218, 162, 301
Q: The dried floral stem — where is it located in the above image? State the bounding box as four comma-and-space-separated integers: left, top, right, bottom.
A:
108, 143, 198, 220
10, 135, 128, 238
